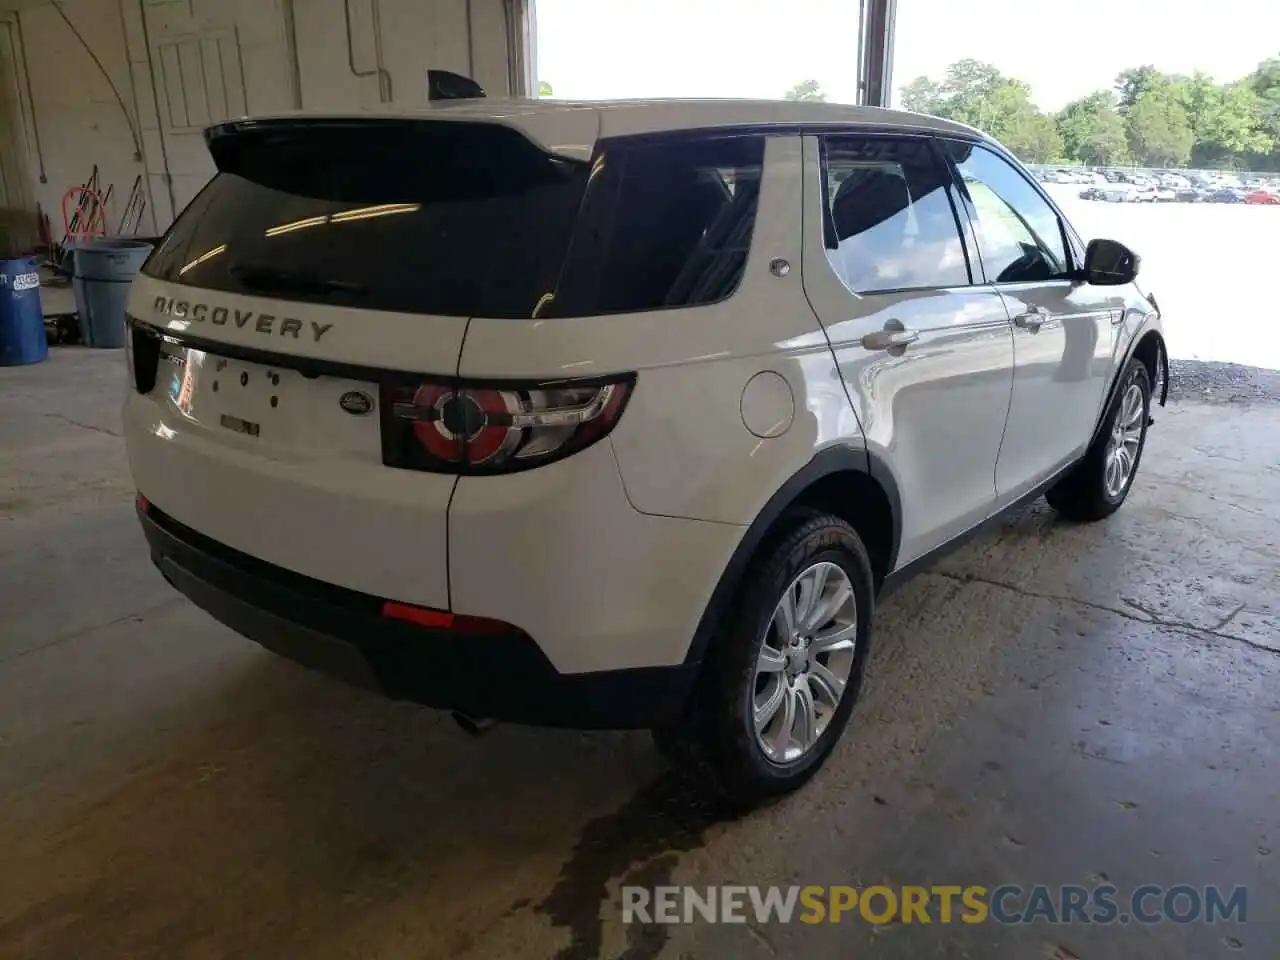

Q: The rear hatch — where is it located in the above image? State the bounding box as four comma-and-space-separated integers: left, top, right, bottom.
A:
126, 117, 593, 608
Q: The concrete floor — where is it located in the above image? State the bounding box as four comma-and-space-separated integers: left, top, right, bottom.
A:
1, 349, 1277, 960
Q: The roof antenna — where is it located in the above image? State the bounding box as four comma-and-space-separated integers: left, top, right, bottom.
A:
428, 70, 486, 101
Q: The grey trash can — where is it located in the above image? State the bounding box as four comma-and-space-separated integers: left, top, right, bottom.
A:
72, 239, 153, 347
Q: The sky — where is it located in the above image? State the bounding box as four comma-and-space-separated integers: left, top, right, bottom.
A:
535, 0, 1280, 112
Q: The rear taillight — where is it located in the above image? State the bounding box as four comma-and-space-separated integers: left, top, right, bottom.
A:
381, 374, 634, 474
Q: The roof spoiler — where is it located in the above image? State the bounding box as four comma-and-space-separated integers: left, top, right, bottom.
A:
428, 70, 486, 102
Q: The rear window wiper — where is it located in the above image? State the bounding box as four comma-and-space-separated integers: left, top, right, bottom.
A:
230, 264, 367, 298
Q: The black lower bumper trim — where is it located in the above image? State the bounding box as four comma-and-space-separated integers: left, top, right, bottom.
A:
140, 504, 695, 729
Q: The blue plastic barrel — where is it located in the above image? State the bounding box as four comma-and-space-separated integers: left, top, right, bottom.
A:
72, 239, 153, 348
0, 257, 48, 366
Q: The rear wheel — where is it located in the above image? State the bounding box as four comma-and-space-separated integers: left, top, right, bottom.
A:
1047, 358, 1151, 521
653, 512, 874, 808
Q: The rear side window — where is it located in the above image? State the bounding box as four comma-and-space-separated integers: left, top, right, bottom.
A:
145, 121, 765, 319
821, 136, 971, 294
544, 134, 765, 317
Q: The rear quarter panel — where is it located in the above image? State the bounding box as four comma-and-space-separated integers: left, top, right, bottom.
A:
457, 134, 863, 526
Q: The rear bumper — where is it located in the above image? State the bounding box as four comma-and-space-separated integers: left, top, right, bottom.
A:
139, 502, 697, 729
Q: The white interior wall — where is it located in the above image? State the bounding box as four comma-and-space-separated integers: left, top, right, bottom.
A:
0, 14, 41, 251
4, 0, 530, 242
13, 0, 143, 237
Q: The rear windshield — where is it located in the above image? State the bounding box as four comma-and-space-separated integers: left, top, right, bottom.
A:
146, 121, 766, 319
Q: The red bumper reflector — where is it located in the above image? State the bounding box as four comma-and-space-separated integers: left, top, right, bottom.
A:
380, 601, 510, 634
137, 492, 150, 514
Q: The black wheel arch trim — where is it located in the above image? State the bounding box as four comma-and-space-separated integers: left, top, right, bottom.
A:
680, 445, 901, 672
1091, 320, 1167, 447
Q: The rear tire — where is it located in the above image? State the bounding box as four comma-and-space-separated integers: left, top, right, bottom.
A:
1046, 358, 1151, 522
653, 512, 874, 808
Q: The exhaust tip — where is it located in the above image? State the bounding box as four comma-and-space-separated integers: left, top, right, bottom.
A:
452, 711, 498, 736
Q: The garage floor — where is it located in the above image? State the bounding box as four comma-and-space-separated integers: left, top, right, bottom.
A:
1, 350, 1277, 960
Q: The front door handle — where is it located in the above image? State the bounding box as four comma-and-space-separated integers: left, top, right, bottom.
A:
861, 320, 919, 352
1013, 306, 1045, 331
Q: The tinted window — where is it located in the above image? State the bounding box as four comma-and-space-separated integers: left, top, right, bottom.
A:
145, 121, 590, 319
821, 137, 970, 293
545, 135, 764, 317
146, 121, 763, 319
946, 142, 1070, 284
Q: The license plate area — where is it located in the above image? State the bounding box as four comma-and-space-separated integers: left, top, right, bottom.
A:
219, 413, 261, 437
160, 342, 382, 457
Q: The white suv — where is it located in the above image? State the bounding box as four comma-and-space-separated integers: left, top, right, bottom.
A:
124, 98, 1166, 805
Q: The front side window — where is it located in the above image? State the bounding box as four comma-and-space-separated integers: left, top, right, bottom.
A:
945, 142, 1070, 284
821, 136, 971, 294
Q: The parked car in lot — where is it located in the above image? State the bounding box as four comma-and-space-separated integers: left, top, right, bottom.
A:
1100, 184, 1134, 202
1175, 187, 1201, 203
124, 96, 1167, 805
1209, 187, 1247, 203
1245, 189, 1280, 205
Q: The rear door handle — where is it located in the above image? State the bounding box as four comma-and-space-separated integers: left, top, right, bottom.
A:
861, 320, 919, 352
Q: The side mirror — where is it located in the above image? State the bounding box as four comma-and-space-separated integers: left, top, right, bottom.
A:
1083, 238, 1140, 285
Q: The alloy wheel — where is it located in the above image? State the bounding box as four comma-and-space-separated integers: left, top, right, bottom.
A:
1104, 382, 1145, 499
752, 561, 858, 764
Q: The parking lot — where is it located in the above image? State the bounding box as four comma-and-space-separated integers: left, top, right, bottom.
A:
2, 205, 1278, 958
1047, 185, 1280, 371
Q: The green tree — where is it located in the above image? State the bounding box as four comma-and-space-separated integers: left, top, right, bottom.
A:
899, 76, 940, 113
924, 59, 1007, 129
1181, 79, 1270, 167
1174, 72, 1218, 137
784, 79, 827, 102
1250, 56, 1280, 133
903, 56, 1280, 171
1116, 65, 1168, 110
538, 80, 554, 98
978, 84, 1064, 161
895, 60, 1061, 162
1248, 57, 1280, 168
1057, 92, 1129, 165
1126, 87, 1194, 166
1010, 110, 1065, 163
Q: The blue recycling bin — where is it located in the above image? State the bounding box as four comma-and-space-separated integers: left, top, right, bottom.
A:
71, 238, 153, 348
0, 257, 48, 366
